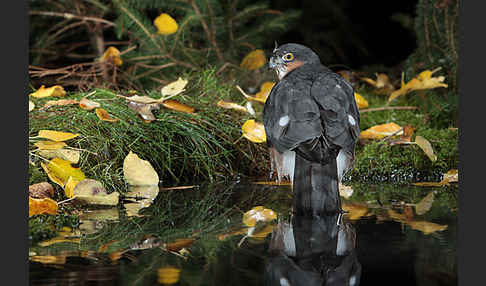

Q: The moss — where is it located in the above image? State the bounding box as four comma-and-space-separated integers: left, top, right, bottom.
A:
29, 213, 80, 244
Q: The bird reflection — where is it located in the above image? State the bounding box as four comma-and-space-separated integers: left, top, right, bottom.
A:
265, 213, 361, 286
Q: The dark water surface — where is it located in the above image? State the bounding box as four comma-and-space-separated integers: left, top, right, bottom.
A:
29, 181, 457, 285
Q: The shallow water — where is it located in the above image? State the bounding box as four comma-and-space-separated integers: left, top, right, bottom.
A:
29, 181, 457, 285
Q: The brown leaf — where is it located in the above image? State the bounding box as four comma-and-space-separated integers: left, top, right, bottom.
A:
95, 108, 118, 122
163, 238, 196, 252
161, 99, 195, 114
216, 100, 248, 113
127, 101, 160, 122
360, 122, 403, 139
414, 135, 437, 162
407, 220, 448, 235
29, 182, 54, 199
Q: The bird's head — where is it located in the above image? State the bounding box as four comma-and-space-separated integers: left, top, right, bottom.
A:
269, 43, 321, 80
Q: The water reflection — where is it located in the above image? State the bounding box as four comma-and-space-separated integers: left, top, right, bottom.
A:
265, 213, 361, 286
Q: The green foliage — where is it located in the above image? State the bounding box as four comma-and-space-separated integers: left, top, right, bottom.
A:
29, 214, 80, 244
111, 0, 300, 88
406, 0, 458, 91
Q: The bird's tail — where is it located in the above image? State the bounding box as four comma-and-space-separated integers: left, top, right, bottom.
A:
292, 154, 342, 216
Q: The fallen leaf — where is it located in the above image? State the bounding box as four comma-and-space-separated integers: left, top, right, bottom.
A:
163, 238, 196, 252
29, 182, 54, 199
157, 266, 181, 285
33, 140, 67, 150
39, 99, 79, 110
441, 169, 458, 184
95, 108, 118, 122
242, 206, 277, 227
387, 209, 409, 222
29, 85, 66, 98
241, 119, 266, 143
38, 237, 80, 247
415, 191, 435, 215
120, 94, 163, 104
127, 101, 160, 122
216, 100, 248, 113
100, 46, 122, 66
161, 99, 195, 114
64, 176, 80, 198
240, 49, 266, 70
414, 135, 437, 162
37, 148, 80, 164
37, 130, 80, 142
123, 151, 159, 186
40, 162, 65, 187
407, 220, 448, 235
251, 81, 275, 103
360, 122, 403, 139
73, 179, 119, 206
29, 100, 35, 112
79, 97, 101, 110
354, 92, 369, 109
47, 158, 85, 185
361, 73, 394, 91
388, 68, 448, 103
154, 13, 178, 35
412, 182, 445, 187
29, 196, 58, 217
247, 224, 275, 239
161, 77, 188, 97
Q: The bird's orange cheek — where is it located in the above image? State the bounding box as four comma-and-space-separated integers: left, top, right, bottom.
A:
285, 60, 304, 73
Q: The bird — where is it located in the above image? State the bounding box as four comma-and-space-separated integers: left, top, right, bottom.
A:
262, 43, 360, 216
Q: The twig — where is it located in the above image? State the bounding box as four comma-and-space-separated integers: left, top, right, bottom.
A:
29, 11, 115, 27
189, 0, 223, 60
359, 106, 418, 113
379, 128, 404, 142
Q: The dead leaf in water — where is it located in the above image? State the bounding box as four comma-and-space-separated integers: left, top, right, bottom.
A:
95, 108, 118, 122
414, 135, 437, 162
73, 179, 119, 206
407, 220, 448, 235
157, 266, 181, 285
342, 202, 369, 220
243, 206, 277, 227
415, 191, 435, 215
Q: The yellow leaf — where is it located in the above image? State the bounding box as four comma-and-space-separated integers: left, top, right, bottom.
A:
121, 94, 163, 104
161, 99, 195, 114
79, 97, 101, 110
29, 100, 35, 112
40, 162, 65, 187
441, 169, 458, 184
161, 77, 188, 97
415, 191, 435, 215
73, 179, 119, 206
240, 49, 266, 70
64, 176, 80, 198
216, 100, 248, 113
342, 202, 369, 220
252, 81, 275, 103
414, 135, 437, 162
242, 206, 277, 227
29, 85, 66, 98
100, 46, 122, 66
154, 13, 178, 35
248, 224, 275, 239
388, 68, 448, 103
30, 255, 66, 265
242, 119, 266, 143
37, 130, 80, 142
361, 73, 394, 90
354, 92, 369, 109
158, 266, 181, 285
412, 182, 445, 187
38, 237, 80, 247
34, 140, 67, 150
407, 220, 448, 235
360, 122, 403, 139
95, 108, 118, 122
47, 158, 85, 186
29, 196, 58, 217
123, 151, 159, 186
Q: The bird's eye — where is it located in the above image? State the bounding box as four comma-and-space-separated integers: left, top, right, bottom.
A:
282, 53, 294, 61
